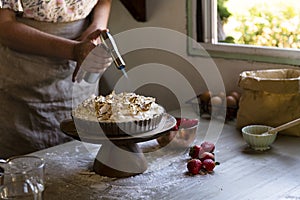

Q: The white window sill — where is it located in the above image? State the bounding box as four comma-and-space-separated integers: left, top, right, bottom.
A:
188, 41, 300, 66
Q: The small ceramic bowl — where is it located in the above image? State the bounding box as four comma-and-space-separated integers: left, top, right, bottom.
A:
242, 125, 278, 151
157, 118, 199, 149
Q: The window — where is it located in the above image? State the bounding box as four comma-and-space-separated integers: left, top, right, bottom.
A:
187, 0, 300, 65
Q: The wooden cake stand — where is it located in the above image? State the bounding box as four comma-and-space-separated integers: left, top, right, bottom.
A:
60, 113, 176, 178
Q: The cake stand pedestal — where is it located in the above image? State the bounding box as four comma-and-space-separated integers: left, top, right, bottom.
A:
60, 113, 176, 178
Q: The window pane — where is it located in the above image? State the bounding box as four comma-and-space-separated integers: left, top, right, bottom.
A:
218, 0, 300, 49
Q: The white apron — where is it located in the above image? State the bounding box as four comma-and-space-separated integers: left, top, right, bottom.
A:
0, 17, 95, 158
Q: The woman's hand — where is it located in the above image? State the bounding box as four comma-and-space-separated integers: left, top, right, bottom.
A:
76, 0, 112, 42
72, 29, 112, 82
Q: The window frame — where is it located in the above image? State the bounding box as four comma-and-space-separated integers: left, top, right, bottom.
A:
186, 0, 300, 66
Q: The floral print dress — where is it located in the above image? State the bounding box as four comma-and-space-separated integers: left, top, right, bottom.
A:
0, 0, 98, 22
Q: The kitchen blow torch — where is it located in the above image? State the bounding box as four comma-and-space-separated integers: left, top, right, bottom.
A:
77, 30, 127, 83
99, 30, 126, 71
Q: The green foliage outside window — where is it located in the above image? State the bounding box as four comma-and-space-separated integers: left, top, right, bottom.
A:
218, 0, 231, 22
223, 1, 300, 48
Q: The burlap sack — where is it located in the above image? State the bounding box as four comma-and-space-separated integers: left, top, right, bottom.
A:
237, 68, 300, 136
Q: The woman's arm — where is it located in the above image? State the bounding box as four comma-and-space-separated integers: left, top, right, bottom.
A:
0, 9, 78, 60
77, 0, 112, 41
0, 6, 112, 82
91, 0, 112, 29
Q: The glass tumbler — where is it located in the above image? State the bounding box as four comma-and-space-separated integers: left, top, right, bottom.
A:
0, 156, 45, 200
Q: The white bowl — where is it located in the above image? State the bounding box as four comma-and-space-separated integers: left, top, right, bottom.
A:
242, 125, 277, 151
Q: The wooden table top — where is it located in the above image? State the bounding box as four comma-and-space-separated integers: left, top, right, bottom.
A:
32, 107, 300, 200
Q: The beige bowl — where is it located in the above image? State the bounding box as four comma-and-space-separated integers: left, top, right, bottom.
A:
157, 118, 199, 149
242, 125, 277, 151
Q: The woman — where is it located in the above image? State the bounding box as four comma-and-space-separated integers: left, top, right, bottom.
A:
0, 0, 113, 158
